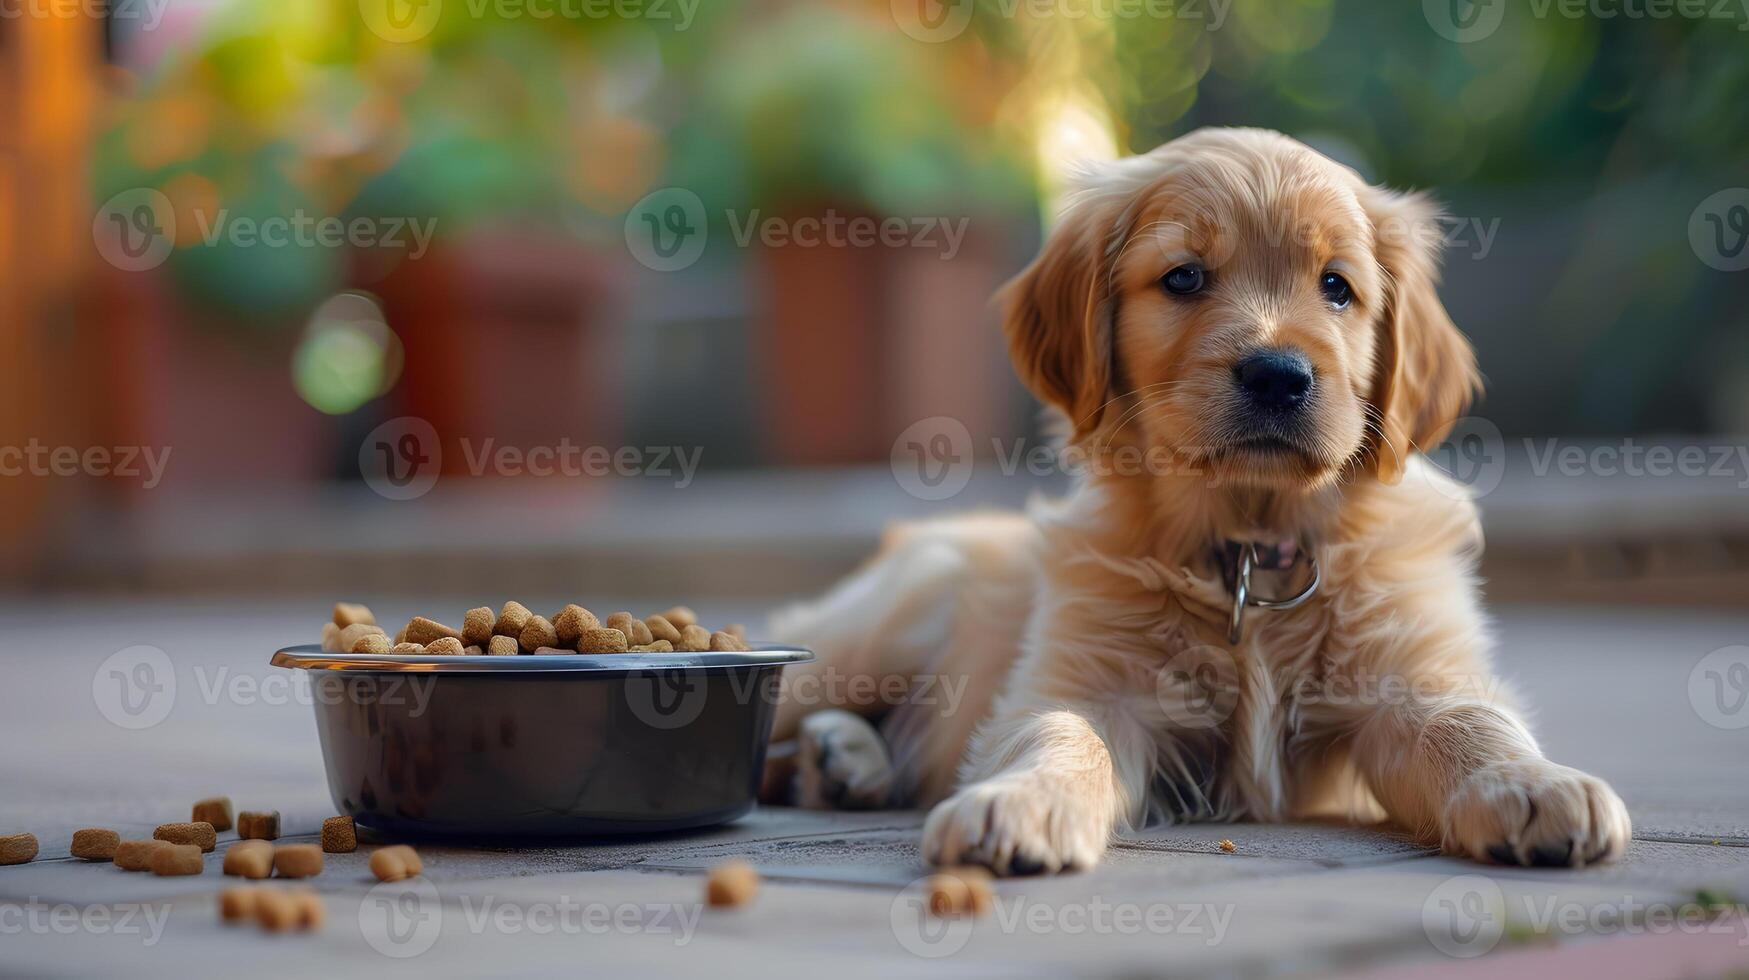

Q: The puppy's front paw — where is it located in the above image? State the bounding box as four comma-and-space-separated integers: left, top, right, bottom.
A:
921, 776, 1107, 876
1443, 760, 1630, 867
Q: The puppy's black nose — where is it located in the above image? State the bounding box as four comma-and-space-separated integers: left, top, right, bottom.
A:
1233, 349, 1314, 412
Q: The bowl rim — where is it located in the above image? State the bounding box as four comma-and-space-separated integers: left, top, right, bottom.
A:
271, 643, 814, 674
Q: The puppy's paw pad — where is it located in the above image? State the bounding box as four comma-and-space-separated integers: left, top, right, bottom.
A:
921, 777, 1105, 876
796, 710, 893, 810
1443, 760, 1630, 868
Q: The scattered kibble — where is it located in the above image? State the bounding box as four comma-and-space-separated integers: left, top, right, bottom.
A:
705, 860, 759, 908
113, 839, 163, 871
154, 822, 217, 853
253, 890, 300, 932
0, 833, 39, 866
223, 840, 274, 879
238, 810, 281, 840
70, 828, 120, 861
219, 887, 259, 923
926, 868, 993, 917
273, 844, 324, 878
369, 845, 423, 882
151, 843, 204, 876
1219, 839, 1236, 853
193, 796, 235, 832
321, 816, 356, 853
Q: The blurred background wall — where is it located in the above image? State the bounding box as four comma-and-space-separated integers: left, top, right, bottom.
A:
2, 0, 1746, 603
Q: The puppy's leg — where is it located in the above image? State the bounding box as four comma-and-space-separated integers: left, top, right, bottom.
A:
922, 706, 1149, 875
1352, 688, 1629, 867
795, 709, 895, 809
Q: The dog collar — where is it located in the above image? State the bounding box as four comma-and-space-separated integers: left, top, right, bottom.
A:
1217, 538, 1321, 645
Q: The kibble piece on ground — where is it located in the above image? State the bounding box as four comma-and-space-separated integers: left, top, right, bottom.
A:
219, 888, 259, 923
661, 606, 699, 629
223, 840, 274, 879
352, 632, 391, 654
1218, 838, 1236, 852
487, 635, 519, 656
709, 630, 748, 652
518, 615, 558, 652
494, 601, 533, 637
391, 642, 425, 654
0, 833, 38, 865
295, 891, 327, 930
644, 614, 682, 645
237, 810, 281, 840
425, 636, 465, 655
333, 602, 376, 628
192, 796, 234, 832
337, 623, 386, 652
254, 890, 299, 932
577, 627, 628, 654
321, 816, 356, 853
403, 616, 460, 646
553, 605, 599, 646
274, 844, 323, 878
70, 828, 120, 861
320, 622, 342, 652
677, 624, 712, 652
926, 874, 969, 917
461, 606, 495, 646
369, 845, 423, 882
155, 822, 217, 852
151, 843, 203, 876
606, 612, 653, 646
113, 839, 162, 871
706, 860, 759, 907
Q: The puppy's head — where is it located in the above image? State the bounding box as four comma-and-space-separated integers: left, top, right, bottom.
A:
1001, 127, 1480, 490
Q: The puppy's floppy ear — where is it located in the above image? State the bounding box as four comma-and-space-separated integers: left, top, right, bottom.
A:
997, 193, 1125, 442
1362, 187, 1482, 484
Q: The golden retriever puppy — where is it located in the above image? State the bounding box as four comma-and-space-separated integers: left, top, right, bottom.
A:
766, 127, 1629, 875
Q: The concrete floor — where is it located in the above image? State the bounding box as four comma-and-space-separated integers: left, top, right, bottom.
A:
1, 599, 1746, 978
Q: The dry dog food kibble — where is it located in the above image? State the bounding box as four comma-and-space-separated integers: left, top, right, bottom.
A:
297, 891, 327, 930
630, 640, 674, 653
70, 828, 119, 861
403, 616, 460, 646
254, 890, 299, 932
155, 822, 217, 852
487, 635, 519, 656
219, 887, 259, 923
1218, 838, 1236, 853
0, 833, 38, 865
706, 860, 759, 907
677, 624, 712, 652
606, 612, 654, 646
462, 606, 495, 647
322, 816, 356, 853
925, 869, 993, 917
518, 615, 558, 652
320, 622, 343, 651
709, 630, 748, 652
113, 840, 162, 871
426, 636, 466, 655
337, 623, 386, 652
238, 810, 281, 840
353, 633, 391, 654
223, 840, 274, 879
274, 844, 323, 878
151, 843, 204, 876
661, 606, 699, 629
391, 642, 425, 653
333, 602, 376, 628
369, 845, 423, 882
644, 614, 681, 645
192, 796, 235, 832
553, 604, 599, 646
577, 627, 628, 654
495, 601, 533, 637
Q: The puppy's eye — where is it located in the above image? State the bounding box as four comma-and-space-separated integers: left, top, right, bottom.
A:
1319, 271, 1352, 309
1161, 265, 1206, 296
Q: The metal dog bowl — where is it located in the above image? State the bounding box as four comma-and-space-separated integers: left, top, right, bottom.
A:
270, 644, 813, 838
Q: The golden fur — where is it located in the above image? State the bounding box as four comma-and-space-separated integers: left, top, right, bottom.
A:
768, 128, 1629, 875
